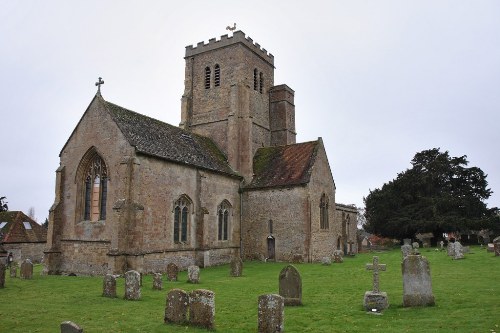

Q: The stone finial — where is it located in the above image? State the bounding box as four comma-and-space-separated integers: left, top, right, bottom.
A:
95, 77, 104, 94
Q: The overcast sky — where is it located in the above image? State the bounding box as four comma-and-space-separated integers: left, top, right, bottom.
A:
1, 1, 499, 222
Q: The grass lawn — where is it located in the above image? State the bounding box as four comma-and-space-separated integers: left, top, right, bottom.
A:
1, 247, 498, 332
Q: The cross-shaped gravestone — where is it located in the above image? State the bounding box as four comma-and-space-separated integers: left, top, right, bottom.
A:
95, 77, 104, 93
366, 256, 386, 293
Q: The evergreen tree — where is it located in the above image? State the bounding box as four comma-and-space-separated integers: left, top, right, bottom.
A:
0, 196, 8, 212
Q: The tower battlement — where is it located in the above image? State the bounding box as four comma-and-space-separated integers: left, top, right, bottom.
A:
185, 30, 274, 66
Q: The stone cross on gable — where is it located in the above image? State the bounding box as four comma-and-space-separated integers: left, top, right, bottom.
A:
95, 77, 104, 94
366, 256, 386, 293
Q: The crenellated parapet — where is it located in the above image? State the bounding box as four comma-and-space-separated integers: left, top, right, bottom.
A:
185, 30, 274, 66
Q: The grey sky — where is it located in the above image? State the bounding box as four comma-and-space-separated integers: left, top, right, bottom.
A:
1, 1, 499, 222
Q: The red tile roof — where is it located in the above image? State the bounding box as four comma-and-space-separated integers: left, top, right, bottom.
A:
0, 211, 47, 243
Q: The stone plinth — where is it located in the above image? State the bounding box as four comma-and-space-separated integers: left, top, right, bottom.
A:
363, 291, 389, 312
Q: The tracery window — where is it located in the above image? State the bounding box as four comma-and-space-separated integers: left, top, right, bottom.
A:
214, 64, 220, 87
174, 196, 191, 243
320, 193, 329, 229
205, 66, 211, 89
79, 150, 108, 222
218, 200, 231, 241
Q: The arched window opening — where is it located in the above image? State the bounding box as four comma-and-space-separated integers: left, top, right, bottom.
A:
253, 68, 258, 91
82, 153, 108, 221
320, 193, 329, 229
214, 64, 220, 87
174, 196, 191, 243
205, 66, 211, 89
218, 200, 231, 241
259, 72, 264, 94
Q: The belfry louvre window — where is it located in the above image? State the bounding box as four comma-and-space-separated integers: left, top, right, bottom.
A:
174, 196, 191, 243
320, 193, 329, 229
259, 72, 264, 93
78, 149, 108, 222
214, 64, 220, 87
253, 68, 258, 91
218, 200, 231, 241
205, 66, 211, 89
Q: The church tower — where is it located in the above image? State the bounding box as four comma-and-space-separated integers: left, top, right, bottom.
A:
180, 31, 295, 181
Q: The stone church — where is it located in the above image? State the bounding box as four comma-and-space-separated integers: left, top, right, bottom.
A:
44, 31, 357, 275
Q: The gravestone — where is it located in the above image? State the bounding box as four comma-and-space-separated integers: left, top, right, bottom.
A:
20, 259, 33, 279
124, 270, 141, 300
401, 244, 412, 258
187, 265, 200, 284
363, 256, 388, 312
165, 289, 189, 324
166, 263, 179, 281
487, 243, 495, 252
453, 242, 465, 260
402, 255, 435, 307
321, 257, 331, 265
412, 242, 419, 249
403, 238, 412, 246
60, 321, 83, 333
10, 264, 17, 278
439, 240, 444, 250
258, 294, 285, 333
189, 289, 215, 330
230, 256, 243, 277
493, 236, 500, 256
102, 274, 117, 298
153, 273, 163, 290
0, 261, 5, 288
333, 250, 344, 263
447, 242, 455, 256
278, 264, 302, 306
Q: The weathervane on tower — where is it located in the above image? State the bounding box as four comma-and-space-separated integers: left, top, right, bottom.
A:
95, 77, 104, 94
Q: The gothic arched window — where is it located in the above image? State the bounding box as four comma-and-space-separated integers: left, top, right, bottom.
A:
218, 200, 231, 241
205, 66, 211, 89
174, 196, 191, 243
214, 64, 220, 87
320, 193, 329, 229
78, 148, 108, 222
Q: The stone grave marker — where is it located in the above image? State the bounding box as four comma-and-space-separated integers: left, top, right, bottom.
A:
0, 261, 6, 288
402, 254, 435, 307
230, 256, 243, 277
258, 294, 285, 333
20, 259, 33, 279
333, 249, 344, 263
60, 321, 83, 333
403, 238, 412, 246
439, 240, 444, 250
187, 265, 200, 284
278, 264, 302, 306
166, 263, 179, 281
165, 288, 189, 324
124, 270, 141, 300
153, 273, 163, 290
447, 242, 455, 256
189, 289, 215, 330
487, 243, 495, 252
102, 274, 117, 298
363, 256, 388, 312
493, 236, 500, 256
401, 244, 412, 258
10, 264, 17, 278
321, 257, 331, 265
453, 242, 465, 260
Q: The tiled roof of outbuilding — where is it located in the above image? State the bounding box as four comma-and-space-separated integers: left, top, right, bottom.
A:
246, 140, 319, 189
103, 99, 239, 177
0, 211, 47, 243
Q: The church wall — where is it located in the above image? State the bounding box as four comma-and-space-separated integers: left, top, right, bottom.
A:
334, 204, 358, 254
306, 141, 338, 261
242, 186, 308, 262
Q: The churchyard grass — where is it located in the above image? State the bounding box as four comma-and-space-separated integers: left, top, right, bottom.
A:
1, 247, 498, 332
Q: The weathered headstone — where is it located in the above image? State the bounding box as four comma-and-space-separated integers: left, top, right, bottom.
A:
403, 238, 412, 246
0, 261, 6, 288
258, 294, 285, 333
439, 240, 444, 250
401, 244, 412, 258
20, 259, 33, 279
278, 264, 302, 306
363, 256, 388, 312
412, 242, 419, 249
60, 321, 83, 333
453, 242, 465, 260
187, 265, 200, 284
493, 236, 500, 256
487, 243, 495, 252
321, 257, 331, 265
10, 264, 17, 278
124, 270, 141, 300
447, 242, 455, 256
402, 255, 435, 307
153, 273, 163, 290
166, 263, 179, 281
230, 256, 243, 277
333, 250, 344, 263
165, 289, 189, 324
189, 289, 215, 330
102, 274, 117, 298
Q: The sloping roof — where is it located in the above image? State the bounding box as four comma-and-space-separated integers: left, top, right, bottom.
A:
245, 140, 319, 189
102, 99, 239, 177
0, 211, 47, 243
